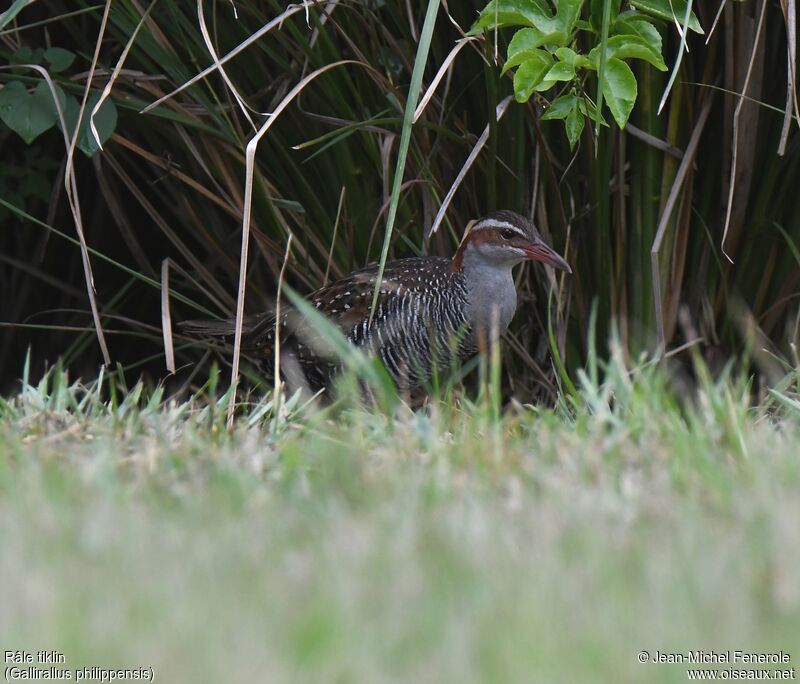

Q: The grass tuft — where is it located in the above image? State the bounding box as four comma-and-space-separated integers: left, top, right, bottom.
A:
2, 358, 800, 679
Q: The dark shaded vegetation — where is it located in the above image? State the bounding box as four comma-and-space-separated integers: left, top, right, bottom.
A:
1, 0, 798, 401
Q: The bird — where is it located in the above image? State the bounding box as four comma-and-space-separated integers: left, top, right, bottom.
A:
182, 210, 571, 394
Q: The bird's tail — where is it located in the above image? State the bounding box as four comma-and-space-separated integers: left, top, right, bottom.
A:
179, 313, 272, 339
180, 317, 237, 337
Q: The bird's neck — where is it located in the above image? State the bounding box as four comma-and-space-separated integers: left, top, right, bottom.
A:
456, 242, 518, 337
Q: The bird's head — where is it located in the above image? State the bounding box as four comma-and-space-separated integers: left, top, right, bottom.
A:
452, 210, 572, 273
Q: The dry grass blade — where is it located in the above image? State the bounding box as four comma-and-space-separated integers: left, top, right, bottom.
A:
102, 152, 235, 310
658, 0, 695, 114
0, 61, 111, 366
90, 0, 156, 151
778, 0, 799, 155
111, 134, 239, 217
93, 156, 153, 277
625, 123, 684, 159
324, 186, 346, 286
502, 329, 557, 401
429, 95, 512, 238
272, 233, 294, 422
412, 37, 478, 123
0, 254, 84, 301
730, 297, 786, 386
721, 0, 768, 261
197, 0, 257, 129
308, 0, 340, 49
161, 258, 176, 374
226, 59, 367, 427
140, 1, 318, 114
174, 126, 238, 208
367, 179, 428, 259
168, 259, 230, 317
706, 0, 727, 45
651, 93, 714, 350
62, 0, 113, 365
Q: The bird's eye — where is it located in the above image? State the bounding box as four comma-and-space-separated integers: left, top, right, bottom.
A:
500, 229, 516, 241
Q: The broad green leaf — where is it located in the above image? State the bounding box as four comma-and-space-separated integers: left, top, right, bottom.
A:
628, 0, 703, 34
589, 34, 667, 71
552, 0, 583, 35
554, 47, 593, 69
512, 51, 554, 102
469, 0, 553, 34
61, 92, 118, 157
613, 15, 662, 55
11, 46, 34, 63
470, 0, 583, 36
541, 93, 579, 120
533, 59, 575, 92
503, 27, 567, 74
600, 57, 636, 128
44, 47, 76, 73
0, 80, 65, 144
565, 103, 585, 149
590, 0, 621, 32
9, 46, 45, 73
541, 92, 584, 148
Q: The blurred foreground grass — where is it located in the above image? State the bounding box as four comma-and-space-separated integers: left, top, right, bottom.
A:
1, 360, 800, 683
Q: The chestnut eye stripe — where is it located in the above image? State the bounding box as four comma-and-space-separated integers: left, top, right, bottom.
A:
471, 219, 528, 238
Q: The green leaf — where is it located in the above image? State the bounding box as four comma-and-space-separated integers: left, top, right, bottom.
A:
578, 96, 608, 125
470, 0, 583, 36
628, 0, 703, 34
512, 51, 554, 102
61, 92, 118, 157
0, 0, 30, 31
44, 47, 76, 73
551, 0, 583, 35
564, 103, 585, 149
469, 0, 553, 34
554, 47, 593, 69
0, 80, 65, 144
541, 93, 579, 120
613, 13, 663, 55
503, 27, 568, 74
590, 0, 621, 32
534, 59, 575, 93
600, 57, 637, 128
541, 93, 584, 148
593, 0, 613, 135
589, 34, 667, 71
11, 46, 34, 64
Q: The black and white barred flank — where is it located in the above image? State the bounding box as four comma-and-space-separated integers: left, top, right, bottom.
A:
182, 257, 477, 392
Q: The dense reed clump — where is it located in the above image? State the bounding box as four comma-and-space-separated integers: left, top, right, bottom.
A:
0, 1, 798, 402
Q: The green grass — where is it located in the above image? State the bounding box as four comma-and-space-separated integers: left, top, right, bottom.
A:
2, 359, 800, 683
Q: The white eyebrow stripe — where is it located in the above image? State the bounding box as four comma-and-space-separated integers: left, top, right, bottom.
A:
471, 219, 527, 236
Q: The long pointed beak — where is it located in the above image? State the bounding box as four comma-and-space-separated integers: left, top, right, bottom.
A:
523, 241, 572, 274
